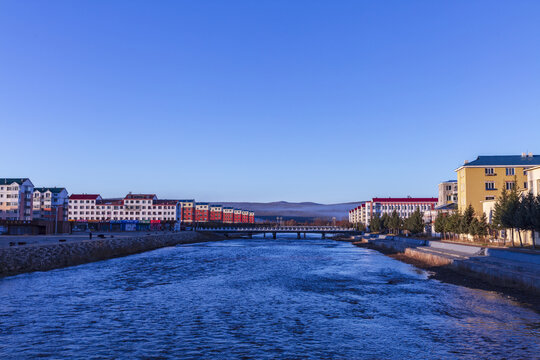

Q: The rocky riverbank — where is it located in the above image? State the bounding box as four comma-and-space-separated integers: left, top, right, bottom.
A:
0, 231, 225, 277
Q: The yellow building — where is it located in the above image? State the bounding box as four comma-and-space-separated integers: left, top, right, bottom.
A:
455, 154, 540, 216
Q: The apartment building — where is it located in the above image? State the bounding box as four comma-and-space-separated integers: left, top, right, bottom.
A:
180, 200, 195, 223
32, 187, 69, 221
438, 180, 458, 206
233, 209, 242, 223
525, 166, 540, 197
249, 211, 255, 224
195, 203, 209, 222
349, 197, 437, 226
210, 205, 223, 222
0, 178, 35, 221
456, 154, 540, 215
241, 210, 249, 223
68, 193, 178, 222
223, 207, 234, 223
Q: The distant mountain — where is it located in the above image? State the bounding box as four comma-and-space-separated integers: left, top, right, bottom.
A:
219, 201, 364, 221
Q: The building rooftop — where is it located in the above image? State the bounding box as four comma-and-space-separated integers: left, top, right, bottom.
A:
154, 199, 179, 205
372, 197, 438, 203
0, 178, 31, 185
434, 203, 458, 211
459, 155, 540, 168
34, 187, 66, 194
70, 194, 101, 200
124, 194, 156, 200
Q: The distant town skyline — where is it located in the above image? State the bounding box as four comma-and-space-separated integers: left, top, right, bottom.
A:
2, 1, 539, 203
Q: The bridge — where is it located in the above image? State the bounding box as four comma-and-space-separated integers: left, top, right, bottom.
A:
198, 226, 357, 239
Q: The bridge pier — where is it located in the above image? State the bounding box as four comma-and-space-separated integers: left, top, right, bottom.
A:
322, 232, 326, 239
303, 232, 306, 239
263, 233, 266, 238
272, 232, 276, 239
297, 232, 301, 239
248, 233, 252, 239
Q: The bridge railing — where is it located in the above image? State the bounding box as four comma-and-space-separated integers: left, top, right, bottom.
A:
198, 226, 355, 232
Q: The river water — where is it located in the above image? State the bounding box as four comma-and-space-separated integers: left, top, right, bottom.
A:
1, 236, 539, 359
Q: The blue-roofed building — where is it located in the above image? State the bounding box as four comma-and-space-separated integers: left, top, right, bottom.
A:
455, 153, 540, 215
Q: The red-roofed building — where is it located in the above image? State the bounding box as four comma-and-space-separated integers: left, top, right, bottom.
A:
233, 209, 242, 223
179, 200, 195, 223
195, 203, 209, 223
210, 205, 223, 222
241, 210, 249, 223
223, 207, 234, 223
349, 197, 437, 226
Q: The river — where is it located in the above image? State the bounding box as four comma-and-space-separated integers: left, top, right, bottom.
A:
1, 236, 539, 359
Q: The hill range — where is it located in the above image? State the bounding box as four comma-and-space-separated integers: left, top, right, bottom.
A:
219, 201, 364, 222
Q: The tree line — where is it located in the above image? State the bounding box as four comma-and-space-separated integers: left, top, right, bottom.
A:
354, 208, 426, 235
434, 186, 540, 248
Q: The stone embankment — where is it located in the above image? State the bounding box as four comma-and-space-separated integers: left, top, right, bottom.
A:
0, 232, 224, 277
355, 235, 540, 295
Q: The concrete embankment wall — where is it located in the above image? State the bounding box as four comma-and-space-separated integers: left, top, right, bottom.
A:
363, 236, 540, 294
0, 232, 223, 277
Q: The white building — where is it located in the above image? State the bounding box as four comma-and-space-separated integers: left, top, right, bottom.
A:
438, 180, 458, 207
526, 165, 540, 196
0, 178, 34, 221
32, 187, 69, 221
349, 197, 437, 226
68, 193, 179, 222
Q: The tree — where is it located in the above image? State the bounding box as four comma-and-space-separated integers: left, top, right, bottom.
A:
388, 210, 402, 235
520, 192, 537, 248
380, 213, 390, 233
405, 208, 425, 235
477, 213, 489, 238
445, 212, 461, 240
533, 195, 540, 249
493, 188, 511, 245
434, 214, 447, 239
460, 205, 476, 235
356, 222, 366, 232
370, 214, 382, 233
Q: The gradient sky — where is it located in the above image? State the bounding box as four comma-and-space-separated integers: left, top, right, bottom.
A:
1, 1, 539, 203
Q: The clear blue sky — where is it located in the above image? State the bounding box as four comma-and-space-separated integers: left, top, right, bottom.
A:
1, 1, 539, 203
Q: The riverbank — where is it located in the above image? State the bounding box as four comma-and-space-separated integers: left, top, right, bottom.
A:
349, 236, 540, 311
0, 231, 226, 277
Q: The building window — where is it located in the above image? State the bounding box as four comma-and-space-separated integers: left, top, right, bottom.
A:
485, 196, 495, 200
485, 168, 495, 176
505, 181, 515, 190
485, 181, 495, 190
506, 168, 515, 176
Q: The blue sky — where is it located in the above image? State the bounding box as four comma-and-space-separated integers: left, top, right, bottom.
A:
1, 1, 539, 203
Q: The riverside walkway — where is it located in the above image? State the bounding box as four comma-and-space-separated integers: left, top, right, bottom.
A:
361, 235, 540, 294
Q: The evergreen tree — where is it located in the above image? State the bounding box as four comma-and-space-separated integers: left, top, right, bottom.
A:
380, 213, 390, 233
434, 214, 447, 239
520, 192, 537, 248
461, 205, 476, 235
477, 213, 489, 238
370, 214, 382, 233
388, 210, 402, 234
493, 188, 511, 245
533, 195, 540, 249
446, 212, 461, 240
405, 208, 425, 235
